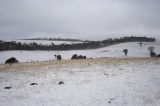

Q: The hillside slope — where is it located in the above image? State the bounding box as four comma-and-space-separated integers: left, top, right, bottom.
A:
0, 42, 160, 64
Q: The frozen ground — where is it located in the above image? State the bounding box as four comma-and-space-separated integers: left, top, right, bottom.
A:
0, 42, 160, 64
0, 58, 160, 106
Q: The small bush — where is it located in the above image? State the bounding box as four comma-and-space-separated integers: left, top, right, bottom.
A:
157, 54, 160, 57
150, 52, 157, 57
57, 55, 62, 61
54, 55, 62, 61
123, 49, 128, 56
71, 54, 86, 60
71, 54, 78, 60
5, 57, 19, 65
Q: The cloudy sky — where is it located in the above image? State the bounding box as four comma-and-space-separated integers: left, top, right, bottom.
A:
0, 0, 160, 40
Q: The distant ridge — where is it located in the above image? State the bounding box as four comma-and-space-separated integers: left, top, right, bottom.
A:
19, 37, 84, 42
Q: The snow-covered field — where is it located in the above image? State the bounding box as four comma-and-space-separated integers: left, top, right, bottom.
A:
0, 42, 160, 64
0, 58, 160, 106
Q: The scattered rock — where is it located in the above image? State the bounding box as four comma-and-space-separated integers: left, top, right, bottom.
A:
110, 98, 114, 100
4, 87, 12, 89
108, 101, 111, 103
108, 98, 114, 103
104, 73, 109, 76
30, 83, 38, 85
58, 81, 64, 85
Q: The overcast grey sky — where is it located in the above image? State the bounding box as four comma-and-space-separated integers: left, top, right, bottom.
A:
0, 0, 160, 40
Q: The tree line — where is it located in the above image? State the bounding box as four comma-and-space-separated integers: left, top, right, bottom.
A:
21, 37, 83, 42
0, 36, 156, 51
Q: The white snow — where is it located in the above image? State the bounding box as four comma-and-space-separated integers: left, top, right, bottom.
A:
0, 42, 160, 64
0, 58, 160, 106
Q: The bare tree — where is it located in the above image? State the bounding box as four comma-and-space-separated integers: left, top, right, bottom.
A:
123, 49, 128, 56
148, 46, 157, 57
148, 46, 155, 52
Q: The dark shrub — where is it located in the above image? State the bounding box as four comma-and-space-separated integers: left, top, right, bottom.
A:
5, 57, 19, 65
77, 55, 83, 59
150, 51, 157, 57
71, 54, 78, 60
54, 55, 62, 61
71, 54, 86, 60
78, 55, 86, 59
57, 55, 62, 61
156, 54, 160, 57
83, 56, 86, 59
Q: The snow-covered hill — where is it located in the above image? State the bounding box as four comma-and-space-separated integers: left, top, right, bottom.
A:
0, 58, 160, 106
0, 42, 160, 64
97, 41, 160, 57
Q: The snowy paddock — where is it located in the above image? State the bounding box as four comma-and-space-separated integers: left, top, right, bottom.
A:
0, 42, 160, 64
0, 58, 160, 106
